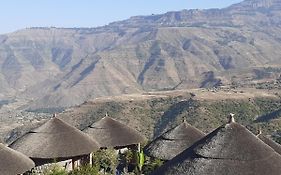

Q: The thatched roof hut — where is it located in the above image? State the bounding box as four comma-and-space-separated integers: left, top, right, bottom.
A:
84, 116, 145, 148
258, 134, 281, 155
151, 115, 281, 175
0, 143, 34, 174
10, 116, 100, 165
144, 121, 205, 160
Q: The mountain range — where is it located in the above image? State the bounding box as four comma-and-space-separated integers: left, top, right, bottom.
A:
1, 0, 281, 110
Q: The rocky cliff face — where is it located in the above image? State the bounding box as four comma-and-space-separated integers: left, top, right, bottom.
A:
1, 0, 281, 110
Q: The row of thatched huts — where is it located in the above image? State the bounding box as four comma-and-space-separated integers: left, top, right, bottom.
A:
2, 114, 146, 174
148, 115, 281, 175
1, 113, 281, 174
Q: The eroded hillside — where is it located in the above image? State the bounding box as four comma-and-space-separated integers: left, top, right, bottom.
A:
1, 0, 281, 110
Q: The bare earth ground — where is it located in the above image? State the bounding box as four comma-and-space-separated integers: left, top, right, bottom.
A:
89, 87, 278, 103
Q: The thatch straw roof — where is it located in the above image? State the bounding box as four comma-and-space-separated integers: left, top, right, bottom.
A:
10, 117, 100, 164
0, 143, 34, 174
84, 116, 146, 148
258, 134, 281, 155
144, 121, 205, 160
151, 115, 281, 175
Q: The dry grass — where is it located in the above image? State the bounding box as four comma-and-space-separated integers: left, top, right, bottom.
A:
88, 87, 278, 103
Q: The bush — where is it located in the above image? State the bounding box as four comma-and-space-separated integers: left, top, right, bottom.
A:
92, 149, 118, 174
69, 164, 99, 175
43, 165, 68, 175
142, 157, 164, 175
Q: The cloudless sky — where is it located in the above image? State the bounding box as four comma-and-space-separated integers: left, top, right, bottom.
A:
0, 0, 243, 34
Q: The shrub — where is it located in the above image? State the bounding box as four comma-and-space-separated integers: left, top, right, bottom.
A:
142, 157, 164, 175
43, 165, 68, 175
92, 149, 118, 174
69, 164, 99, 175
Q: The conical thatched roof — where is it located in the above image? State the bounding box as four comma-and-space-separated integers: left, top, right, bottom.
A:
258, 134, 281, 155
152, 115, 281, 175
10, 117, 100, 164
144, 121, 205, 160
84, 116, 146, 148
0, 143, 34, 175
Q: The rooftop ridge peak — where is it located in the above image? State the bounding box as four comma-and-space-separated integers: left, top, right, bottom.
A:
228, 113, 235, 123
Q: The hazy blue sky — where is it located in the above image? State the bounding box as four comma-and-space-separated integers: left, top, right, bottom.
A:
0, 0, 243, 34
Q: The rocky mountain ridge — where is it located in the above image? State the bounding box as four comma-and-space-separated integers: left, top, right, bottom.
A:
0, 0, 281, 110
